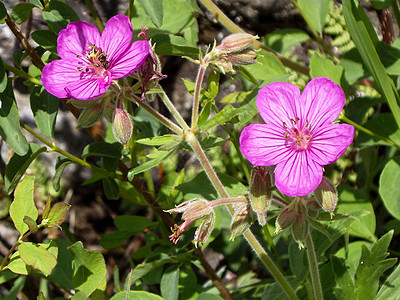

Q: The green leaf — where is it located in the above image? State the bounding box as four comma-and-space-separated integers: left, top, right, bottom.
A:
136, 134, 182, 146
5, 251, 30, 275
263, 28, 310, 53
117, 179, 147, 205
0, 56, 7, 93
11, 3, 36, 25
130, 258, 172, 284
343, 0, 400, 129
53, 157, 73, 192
30, 86, 59, 138
70, 292, 87, 300
220, 91, 252, 104
197, 294, 224, 300
102, 177, 119, 200
110, 291, 164, 300
19, 242, 58, 276
331, 256, 356, 299
357, 113, 400, 148
138, 0, 163, 27
3, 276, 26, 300
369, 0, 394, 9
160, 265, 179, 300
48, 239, 74, 290
200, 105, 246, 130
132, 107, 168, 138
23, 216, 38, 233
68, 241, 107, 296
42, 0, 80, 33
376, 263, 400, 299
244, 50, 287, 81
336, 185, 376, 241
82, 142, 122, 160
128, 149, 175, 179
31, 30, 58, 53
379, 156, 400, 220
46, 202, 71, 228
5, 143, 47, 194
288, 241, 307, 280
114, 215, 155, 232
354, 231, 396, 299
310, 52, 344, 85
0, 1, 7, 24
298, 0, 330, 34
10, 176, 38, 236
100, 231, 135, 249
0, 80, 29, 156
29, 0, 44, 9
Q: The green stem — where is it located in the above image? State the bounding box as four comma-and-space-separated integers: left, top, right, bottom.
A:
185, 131, 298, 300
4, 63, 41, 85
305, 233, 324, 300
339, 114, 400, 150
84, 0, 104, 32
158, 88, 190, 131
127, 93, 184, 135
0, 230, 32, 272
192, 64, 207, 130
262, 226, 283, 272
209, 196, 247, 208
392, 1, 400, 32
20, 122, 113, 177
198, 0, 309, 75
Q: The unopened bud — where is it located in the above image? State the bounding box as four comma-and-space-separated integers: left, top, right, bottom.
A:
226, 49, 258, 66
216, 33, 258, 53
275, 206, 297, 234
194, 212, 215, 247
112, 107, 133, 144
291, 213, 309, 249
248, 166, 272, 226
314, 177, 338, 216
230, 202, 253, 241
306, 198, 321, 219
77, 102, 104, 128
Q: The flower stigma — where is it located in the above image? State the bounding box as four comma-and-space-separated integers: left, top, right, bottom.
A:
77, 43, 110, 86
283, 117, 312, 150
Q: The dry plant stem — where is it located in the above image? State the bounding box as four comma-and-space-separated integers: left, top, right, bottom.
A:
198, 0, 309, 75
185, 132, 298, 300
8, 12, 233, 299
84, 0, 104, 32
305, 233, 324, 300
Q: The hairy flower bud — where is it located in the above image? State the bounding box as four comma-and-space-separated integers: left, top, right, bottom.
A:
314, 177, 338, 216
306, 198, 321, 218
216, 33, 258, 53
112, 107, 133, 144
291, 213, 309, 249
194, 212, 215, 247
165, 199, 212, 221
248, 166, 272, 226
226, 49, 258, 66
275, 205, 297, 234
77, 101, 104, 128
230, 202, 253, 241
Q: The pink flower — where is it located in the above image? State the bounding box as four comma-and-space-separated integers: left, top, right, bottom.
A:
42, 15, 149, 100
239, 77, 354, 197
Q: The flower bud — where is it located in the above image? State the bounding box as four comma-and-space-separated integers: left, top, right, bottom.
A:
230, 202, 253, 241
248, 166, 272, 226
306, 198, 321, 219
216, 33, 258, 53
275, 206, 297, 234
291, 213, 309, 249
77, 102, 104, 128
194, 212, 215, 247
314, 177, 338, 216
112, 107, 133, 144
226, 49, 258, 66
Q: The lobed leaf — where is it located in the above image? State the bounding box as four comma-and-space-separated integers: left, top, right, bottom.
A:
137, 0, 163, 28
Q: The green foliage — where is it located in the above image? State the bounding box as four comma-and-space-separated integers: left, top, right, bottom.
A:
298, 0, 330, 34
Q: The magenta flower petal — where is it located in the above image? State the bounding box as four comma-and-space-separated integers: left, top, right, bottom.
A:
300, 77, 345, 129
309, 123, 354, 165
57, 21, 100, 61
42, 14, 149, 101
110, 40, 150, 79
274, 151, 323, 197
239, 77, 354, 196
256, 82, 301, 127
239, 124, 292, 166
99, 14, 133, 64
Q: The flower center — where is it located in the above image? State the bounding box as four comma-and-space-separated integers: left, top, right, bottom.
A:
283, 118, 312, 150
76, 43, 110, 83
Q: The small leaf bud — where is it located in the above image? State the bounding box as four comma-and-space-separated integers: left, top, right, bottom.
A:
46, 203, 71, 229
112, 107, 133, 144
23, 216, 38, 234
248, 166, 272, 226
314, 177, 338, 216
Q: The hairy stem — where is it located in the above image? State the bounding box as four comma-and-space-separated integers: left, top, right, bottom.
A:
158, 88, 190, 131
305, 233, 324, 300
191, 64, 207, 130
4, 63, 41, 85
185, 131, 298, 300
